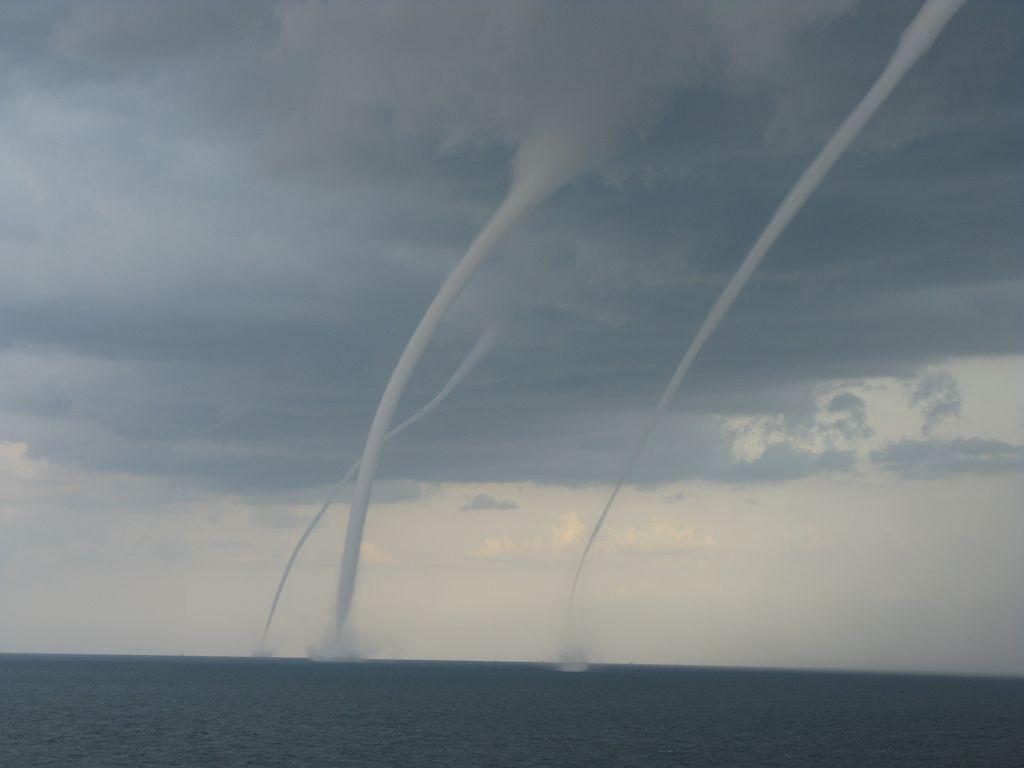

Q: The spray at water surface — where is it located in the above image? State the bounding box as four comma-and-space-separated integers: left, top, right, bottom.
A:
259, 330, 497, 651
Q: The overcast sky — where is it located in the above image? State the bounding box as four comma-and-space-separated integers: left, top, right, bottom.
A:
0, 0, 1021, 675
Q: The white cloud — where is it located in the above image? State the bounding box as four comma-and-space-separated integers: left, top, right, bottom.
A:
550, 511, 583, 551
600, 517, 715, 556
471, 511, 582, 558
473, 536, 517, 559
359, 541, 394, 565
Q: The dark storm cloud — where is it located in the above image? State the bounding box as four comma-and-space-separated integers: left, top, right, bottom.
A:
0, 1, 1021, 494
907, 369, 962, 435
715, 444, 857, 484
50, 0, 275, 68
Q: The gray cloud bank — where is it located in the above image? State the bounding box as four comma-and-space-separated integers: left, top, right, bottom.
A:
872, 437, 1024, 475
0, 1, 1021, 495
461, 494, 518, 512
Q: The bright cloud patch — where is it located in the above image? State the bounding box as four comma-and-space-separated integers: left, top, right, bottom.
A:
359, 541, 395, 566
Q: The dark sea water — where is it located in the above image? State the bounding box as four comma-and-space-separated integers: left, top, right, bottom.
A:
1, 654, 1021, 767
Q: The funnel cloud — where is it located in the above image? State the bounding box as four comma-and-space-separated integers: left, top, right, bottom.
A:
331, 128, 606, 650
261, 330, 496, 649
568, 0, 970, 630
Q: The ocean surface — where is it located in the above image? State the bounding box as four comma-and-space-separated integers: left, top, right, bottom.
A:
1, 654, 1021, 767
